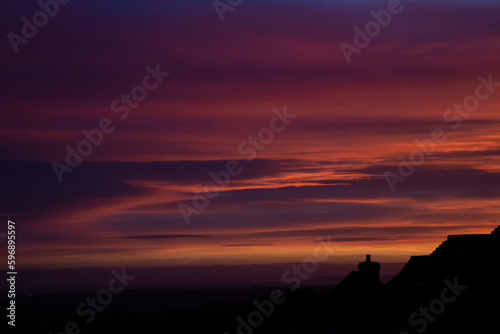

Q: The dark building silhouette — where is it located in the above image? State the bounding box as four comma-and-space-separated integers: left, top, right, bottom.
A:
358, 254, 380, 283
328, 225, 500, 334
332, 254, 382, 295
389, 225, 500, 288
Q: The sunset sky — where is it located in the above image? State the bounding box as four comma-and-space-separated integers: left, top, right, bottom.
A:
2, 0, 500, 279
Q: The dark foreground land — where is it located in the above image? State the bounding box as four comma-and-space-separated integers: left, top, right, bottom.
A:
4, 282, 500, 334
7, 286, 330, 334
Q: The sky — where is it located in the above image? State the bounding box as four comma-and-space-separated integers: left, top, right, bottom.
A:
1, 0, 500, 284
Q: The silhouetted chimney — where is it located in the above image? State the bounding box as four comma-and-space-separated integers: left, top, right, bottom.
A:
358, 254, 380, 284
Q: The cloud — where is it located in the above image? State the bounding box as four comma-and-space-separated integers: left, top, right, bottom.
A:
222, 244, 274, 247
123, 234, 210, 239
